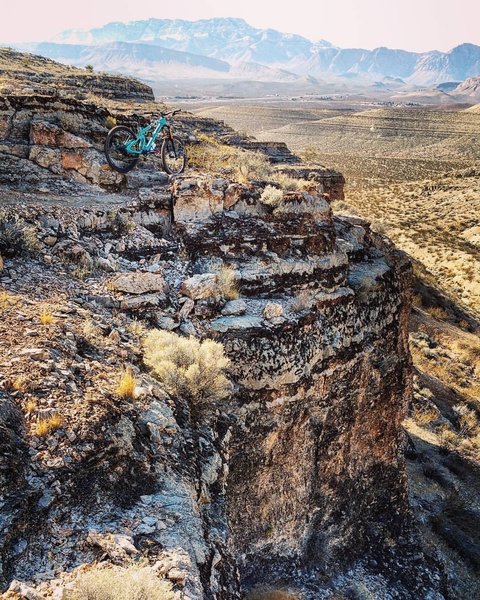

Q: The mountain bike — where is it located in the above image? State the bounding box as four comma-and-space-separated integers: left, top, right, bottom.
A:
104, 110, 187, 175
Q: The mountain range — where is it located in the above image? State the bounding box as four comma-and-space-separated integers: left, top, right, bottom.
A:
15, 18, 480, 88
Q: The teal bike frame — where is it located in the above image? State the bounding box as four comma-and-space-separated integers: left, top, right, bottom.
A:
124, 116, 169, 156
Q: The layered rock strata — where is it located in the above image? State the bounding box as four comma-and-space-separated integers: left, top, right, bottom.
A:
0, 69, 442, 597
171, 177, 428, 595
0, 48, 154, 101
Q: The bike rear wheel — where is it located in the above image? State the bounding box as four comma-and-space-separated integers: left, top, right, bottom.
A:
105, 126, 139, 173
161, 136, 187, 175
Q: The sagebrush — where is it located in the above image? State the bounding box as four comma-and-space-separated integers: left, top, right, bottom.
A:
259, 185, 284, 208
144, 330, 230, 405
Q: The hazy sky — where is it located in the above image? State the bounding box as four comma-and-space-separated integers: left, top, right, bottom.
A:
1, 0, 479, 52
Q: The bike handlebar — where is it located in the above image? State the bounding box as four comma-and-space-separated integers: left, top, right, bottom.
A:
161, 109, 181, 118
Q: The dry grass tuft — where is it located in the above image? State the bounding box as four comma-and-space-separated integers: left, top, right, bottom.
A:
35, 414, 63, 437
25, 399, 37, 414
12, 375, 29, 393
0, 214, 38, 257
82, 318, 102, 340
425, 306, 449, 321
127, 318, 146, 338
144, 330, 230, 406
40, 309, 55, 326
105, 115, 117, 129
271, 172, 309, 191
412, 406, 439, 426
69, 564, 174, 600
216, 265, 239, 300
116, 368, 136, 399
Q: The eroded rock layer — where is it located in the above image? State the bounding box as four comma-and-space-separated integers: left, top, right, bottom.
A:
0, 71, 443, 599
171, 177, 433, 596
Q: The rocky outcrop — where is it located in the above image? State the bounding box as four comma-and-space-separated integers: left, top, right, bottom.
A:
0, 48, 154, 101
0, 94, 128, 191
0, 56, 439, 598
170, 178, 433, 595
0, 168, 445, 598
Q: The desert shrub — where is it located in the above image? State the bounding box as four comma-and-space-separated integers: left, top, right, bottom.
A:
144, 330, 230, 406
59, 112, 80, 132
188, 134, 238, 172
116, 368, 136, 399
67, 564, 174, 600
271, 172, 309, 191
188, 133, 271, 182
235, 151, 271, 182
259, 185, 284, 208
85, 64, 94, 72
216, 265, 239, 300
0, 215, 38, 258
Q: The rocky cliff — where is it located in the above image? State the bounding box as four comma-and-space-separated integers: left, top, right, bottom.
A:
0, 48, 154, 101
0, 56, 446, 600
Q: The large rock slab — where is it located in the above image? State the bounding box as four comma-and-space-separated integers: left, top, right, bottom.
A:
110, 272, 167, 295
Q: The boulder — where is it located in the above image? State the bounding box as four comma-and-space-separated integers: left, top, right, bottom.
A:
180, 273, 219, 300
110, 272, 167, 295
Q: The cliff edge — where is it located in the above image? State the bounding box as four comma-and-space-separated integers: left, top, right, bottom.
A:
0, 51, 445, 599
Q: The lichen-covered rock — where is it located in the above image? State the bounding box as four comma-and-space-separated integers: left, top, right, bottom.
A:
110, 272, 167, 295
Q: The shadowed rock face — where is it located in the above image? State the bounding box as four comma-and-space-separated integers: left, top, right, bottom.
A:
171, 177, 426, 595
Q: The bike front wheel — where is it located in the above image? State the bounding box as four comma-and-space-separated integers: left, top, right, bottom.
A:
161, 136, 187, 176
104, 126, 139, 174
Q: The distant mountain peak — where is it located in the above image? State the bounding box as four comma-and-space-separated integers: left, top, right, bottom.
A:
24, 17, 480, 88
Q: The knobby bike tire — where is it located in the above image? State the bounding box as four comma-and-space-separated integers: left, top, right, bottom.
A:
104, 126, 139, 174
160, 136, 187, 175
